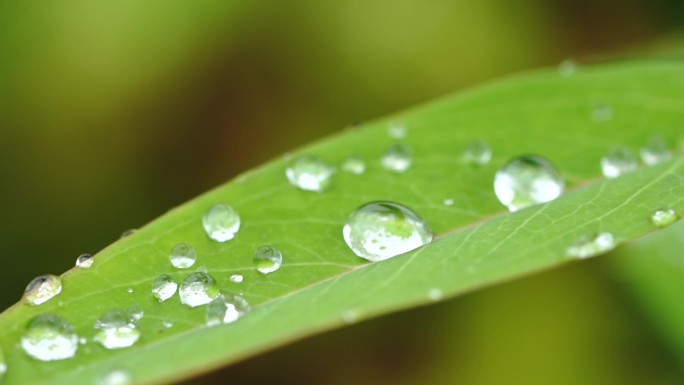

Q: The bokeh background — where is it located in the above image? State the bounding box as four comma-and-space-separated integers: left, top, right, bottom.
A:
1, 1, 684, 384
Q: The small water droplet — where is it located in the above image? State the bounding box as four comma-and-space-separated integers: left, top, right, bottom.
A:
94, 310, 140, 350
428, 288, 444, 301
127, 305, 144, 322
601, 147, 638, 178
75, 253, 94, 269
442, 198, 454, 206
651, 208, 678, 228
179, 272, 220, 307
229, 274, 244, 283
343, 201, 433, 262
381, 144, 412, 173
388, 123, 407, 139
565, 232, 616, 259
592, 103, 613, 122
285, 156, 335, 192
463, 140, 492, 165
24, 275, 62, 306
126, 288, 134, 294
640, 135, 672, 166
120, 229, 137, 238
494, 155, 564, 212
558, 59, 577, 77
341, 156, 366, 175
253, 246, 283, 274
342, 310, 359, 324
202, 204, 241, 242
169, 243, 196, 269
0, 346, 7, 381
162, 320, 174, 329
205, 294, 251, 326
78, 337, 87, 345
21, 314, 78, 361
151, 274, 177, 302
99, 369, 131, 385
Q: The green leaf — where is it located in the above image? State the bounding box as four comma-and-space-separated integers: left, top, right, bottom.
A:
1, 61, 683, 385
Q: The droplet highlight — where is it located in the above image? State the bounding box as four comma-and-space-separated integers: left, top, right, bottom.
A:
99, 370, 131, 385
127, 305, 144, 322
205, 294, 251, 326
253, 246, 283, 274
152, 274, 177, 302
651, 208, 678, 228
640, 135, 672, 166
202, 204, 240, 242
601, 147, 638, 178
169, 243, 197, 269
381, 144, 412, 173
94, 309, 140, 350
179, 272, 220, 307
343, 201, 433, 262
443, 198, 454, 206
285, 156, 335, 192
75, 253, 94, 269
24, 275, 62, 306
565, 232, 616, 259
229, 274, 244, 283
341, 156, 366, 175
463, 140, 492, 165
494, 155, 564, 212
0, 346, 7, 381
21, 314, 78, 361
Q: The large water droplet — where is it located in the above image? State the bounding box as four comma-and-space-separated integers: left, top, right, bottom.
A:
253, 246, 283, 274
640, 135, 672, 166
93, 310, 140, 350
592, 103, 613, 122
229, 274, 244, 283
169, 243, 196, 269
463, 140, 492, 165
0, 346, 7, 381
601, 147, 638, 178
565, 232, 616, 259
151, 274, 177, 302
179, 272, 220, 307
99, 370, 131, 385
24, 275, 62, 306
343, 201, 433, 262
651, 208, 678, 228
75, 253, 94, 269
381, 144, 412, 173
202, 204, 240, 242
205, 294, 251, 326
341, 156, 366, 175
21, 314, 78, 361
388, 123, 407, 139
285, 156, 335, 192
494, 155, 564, 212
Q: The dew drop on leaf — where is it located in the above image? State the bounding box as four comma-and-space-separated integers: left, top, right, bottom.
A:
343, 201, 433, 262
152, 274, 178, 302
558, 59, 577, 77
0, 346, 7, 381
651, 208, 678, 228
93, 309, 140, 350
285, 155, 335, 192
428, 288, 444, 301
592, 103, 613, 122
387, 122, 407, 139
462, 140, 492, 165
493, 155, 564, 212
640, 134, 672, 166
21, 314, 78, 361
601, 147, 638, 178
253, 246, 283, 274
202, 204, 241, 242
229, 274, 244, 283
205, 294, 251, 326
381, 144, 413, 173
75, 253, 94, 269
127, 305, 144, 322
179, 272, 220, 308
99, 369, 131, 385
169, 243, 197, 269
23, 274, 62, 306
341, 155, 366, 175
565, 232, 616, 259
443, 198, 454, 207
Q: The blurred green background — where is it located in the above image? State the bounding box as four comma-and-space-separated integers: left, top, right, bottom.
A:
1, 0, 683, 384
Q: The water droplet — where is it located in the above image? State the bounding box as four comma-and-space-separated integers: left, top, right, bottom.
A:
99, 369, 131, 385
342, 310, 359, 324
640, 135, 672, 166
285, 156, 335, 192
75, 253, 94, 269
565, 232, 616, 259
162, 320, 174, 329
24, 275, 62, 306
121, 229, 137, 238
229, 274, 244, 283
558, 59, 577, 77
442, 198, 454, 207
21, 314, 78, 361
463, 140, 492, 165
126, 288, 134, 294
127, 305, 144, 322
202, 204, 241, 242
388, 123, 407, 139
651, 208, 678, 228
341, 156, 366, 175
79, 337, 87, 345
428, 288, 444, 301
179, 272, 220, 307
494, 155, 564, 212
601, 147, 638, 178
169, 243, 196, 269
592, 103, 613, 122
93, 310, 140, 350
205, 294, 251, 326
253, 246, 283, 274
151, 274, 177, 302
381, 144, 412, 173
343, 201, 433, 262
0, 346, 7, 381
